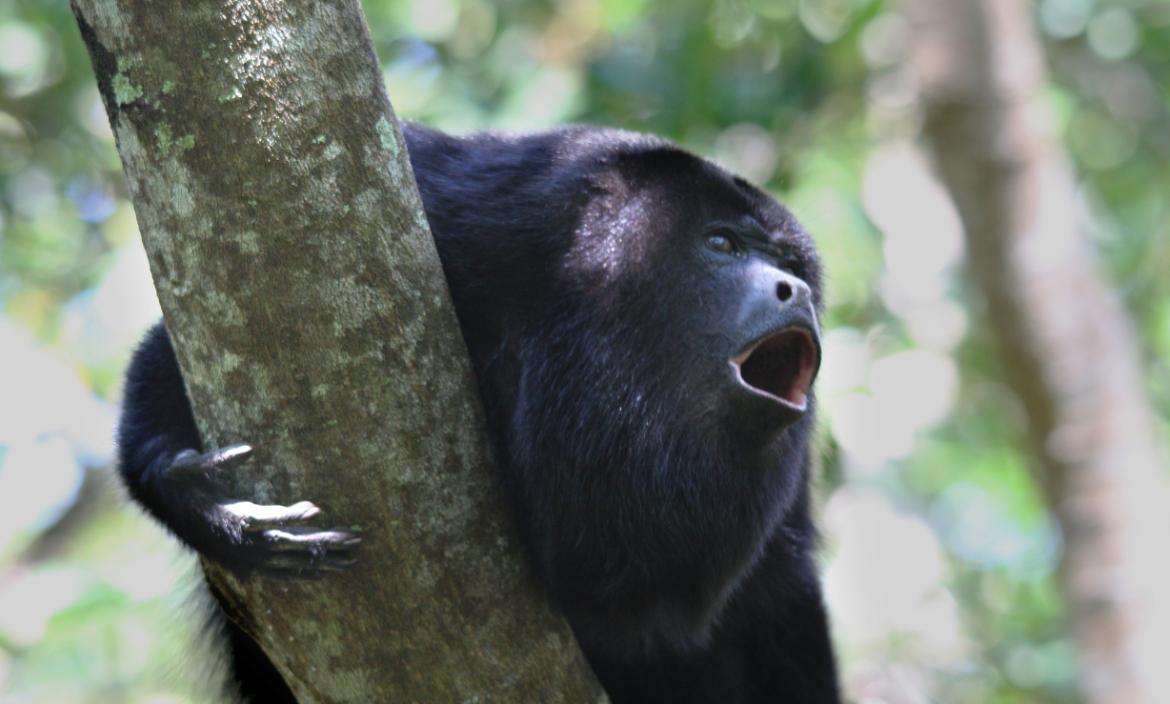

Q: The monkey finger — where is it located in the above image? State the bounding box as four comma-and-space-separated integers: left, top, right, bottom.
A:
222, 500, 322, 530
166, 449, 211, 480
167, 444, 254, 481
259, 527, 362, 552
205, 444, 254, 471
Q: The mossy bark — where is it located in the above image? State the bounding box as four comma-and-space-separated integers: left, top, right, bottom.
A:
70, 0, 605, 701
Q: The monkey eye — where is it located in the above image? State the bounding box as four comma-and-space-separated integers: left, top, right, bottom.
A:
707, 234, 739, 255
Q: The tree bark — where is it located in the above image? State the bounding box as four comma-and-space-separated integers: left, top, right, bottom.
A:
906, 0, 1170, 702
70, 0, 605, 702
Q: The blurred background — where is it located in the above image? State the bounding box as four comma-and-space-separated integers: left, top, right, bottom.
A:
1, 0, 1169, 702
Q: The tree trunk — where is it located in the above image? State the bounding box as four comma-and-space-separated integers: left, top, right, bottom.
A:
70, 0, 605, 702
906, 0, 1170, 702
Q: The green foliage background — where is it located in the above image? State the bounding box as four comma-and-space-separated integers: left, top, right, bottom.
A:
0, 0, 1167, 702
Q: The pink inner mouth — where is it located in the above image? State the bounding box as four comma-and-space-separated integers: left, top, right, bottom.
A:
732, 329, 818, 409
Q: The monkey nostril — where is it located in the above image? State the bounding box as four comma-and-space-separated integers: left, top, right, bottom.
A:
776, 281, 793, 302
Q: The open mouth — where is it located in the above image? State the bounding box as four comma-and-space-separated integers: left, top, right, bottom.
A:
732, 328, 819, 410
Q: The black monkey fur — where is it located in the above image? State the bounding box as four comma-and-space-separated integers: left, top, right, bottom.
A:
117, 122, 839, 704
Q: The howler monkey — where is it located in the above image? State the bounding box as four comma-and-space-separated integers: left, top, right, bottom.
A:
118, 123, 839, 704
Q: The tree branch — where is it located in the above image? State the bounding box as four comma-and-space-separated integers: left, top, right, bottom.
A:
71, 0, 604, 700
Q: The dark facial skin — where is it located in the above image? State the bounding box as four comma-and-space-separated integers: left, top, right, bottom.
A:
691, 216, 820, 441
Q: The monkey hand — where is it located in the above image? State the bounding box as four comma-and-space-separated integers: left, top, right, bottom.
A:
167, 444, 361, 578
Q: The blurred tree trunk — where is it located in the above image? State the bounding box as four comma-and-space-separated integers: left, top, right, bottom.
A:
69, 0, 604, 702
906, 0, 1170, 702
